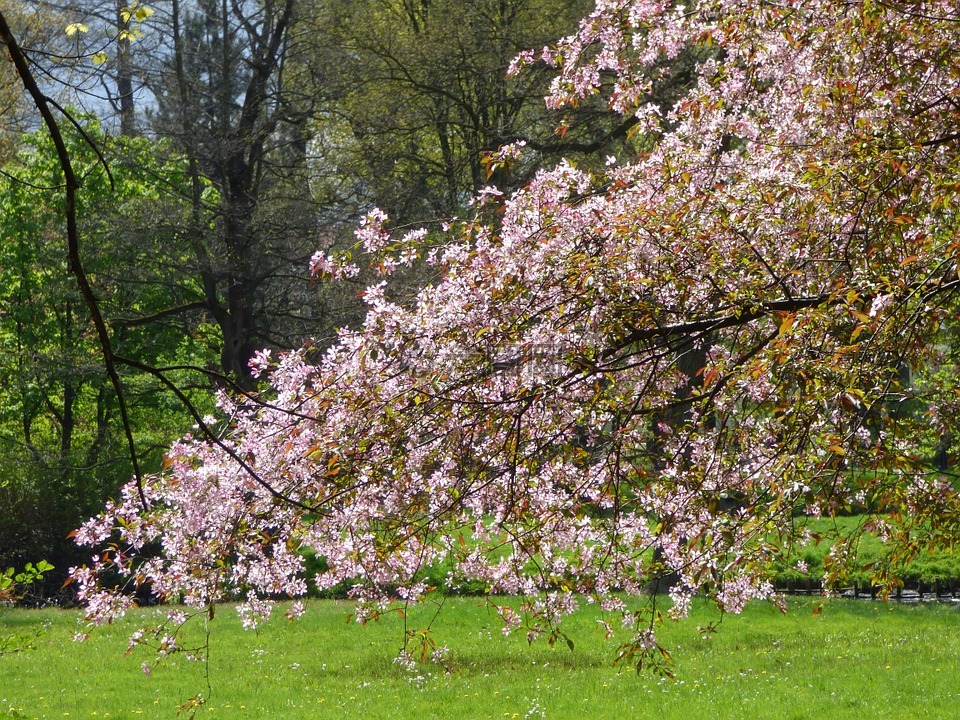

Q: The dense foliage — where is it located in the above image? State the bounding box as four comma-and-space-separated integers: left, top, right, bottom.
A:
0, 127, 212, 582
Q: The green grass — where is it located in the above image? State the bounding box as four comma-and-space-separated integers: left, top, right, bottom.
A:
2, 597, 960, 719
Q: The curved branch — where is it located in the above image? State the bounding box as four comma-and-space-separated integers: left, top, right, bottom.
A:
0, 12, 145, 504
113, 354, 321, 514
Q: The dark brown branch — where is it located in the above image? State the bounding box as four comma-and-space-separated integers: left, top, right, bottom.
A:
611, 276, 960, 362
42, 96, 115, 189
113, 354, 321, 514
513, 115, 641, 156
113, 301, 208, 328
0, 12, 145, 504
921, 132, 960, 147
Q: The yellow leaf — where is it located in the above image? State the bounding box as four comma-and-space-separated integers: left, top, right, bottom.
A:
135, 5, 155, 21
777, 312, 794, 336
65, 23, 89, 36
828, 444, 847, 456
92, 51, 109, 65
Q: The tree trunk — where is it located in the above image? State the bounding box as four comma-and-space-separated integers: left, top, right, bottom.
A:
115, 0, 135, 135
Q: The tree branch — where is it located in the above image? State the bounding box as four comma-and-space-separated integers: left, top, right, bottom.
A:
0, 12, 145, 505
113, 301, 208, 328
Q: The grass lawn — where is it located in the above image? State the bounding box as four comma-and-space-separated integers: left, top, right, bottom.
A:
2, 597, 959, 719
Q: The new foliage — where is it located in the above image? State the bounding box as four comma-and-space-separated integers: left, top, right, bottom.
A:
74, 0, 960, 664
0, 126, 213, 579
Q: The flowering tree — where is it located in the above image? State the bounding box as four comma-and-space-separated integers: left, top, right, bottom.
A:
72, 0, 960, 669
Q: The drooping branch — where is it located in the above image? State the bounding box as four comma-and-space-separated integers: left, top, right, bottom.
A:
0, 12, 145, 504
614, 277, 960, 355
113, 353, 321, 514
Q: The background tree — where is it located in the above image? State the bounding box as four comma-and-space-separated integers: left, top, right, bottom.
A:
307, 0, 666, 227
30, 0, 319, 380
0, 124, 212, 589
17, 0, 623, 378
142, 0, 324, 381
